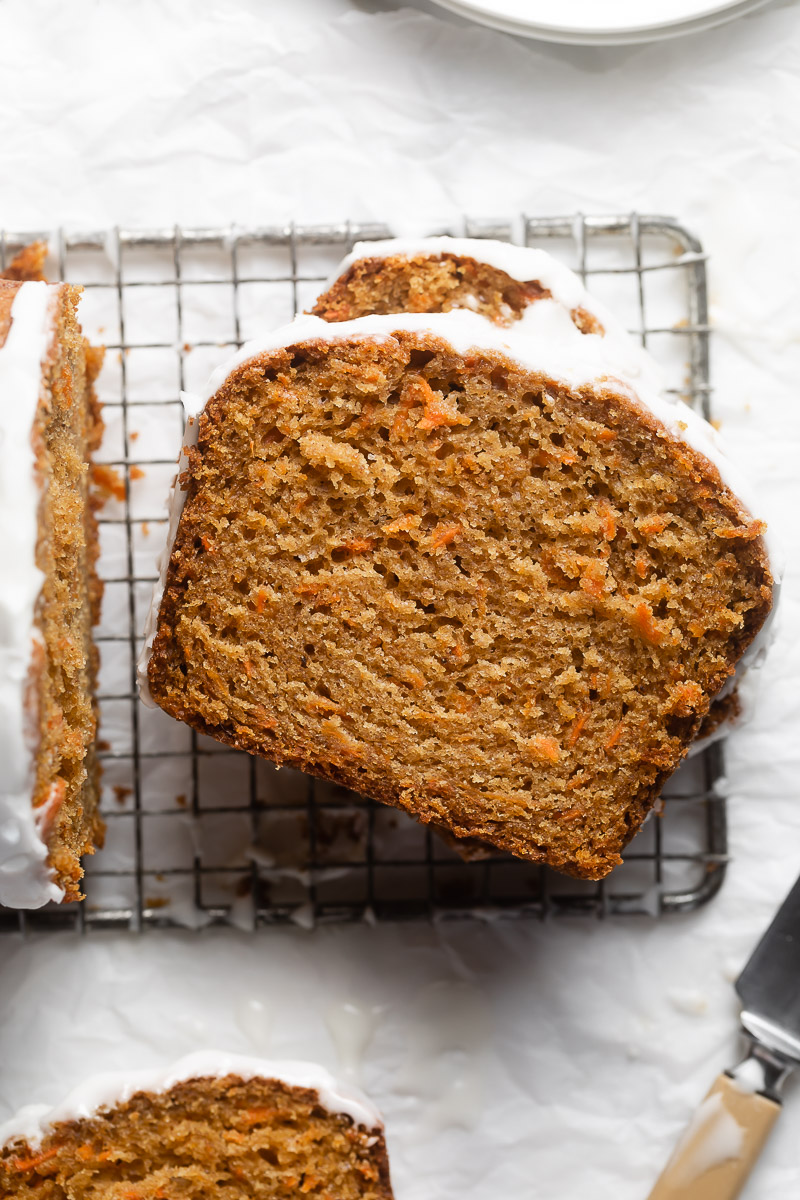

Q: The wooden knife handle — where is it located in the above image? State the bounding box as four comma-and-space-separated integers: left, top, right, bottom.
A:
647, 1072, 780, 1200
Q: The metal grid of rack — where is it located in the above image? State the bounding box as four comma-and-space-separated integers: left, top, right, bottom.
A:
0, 214, 727, 934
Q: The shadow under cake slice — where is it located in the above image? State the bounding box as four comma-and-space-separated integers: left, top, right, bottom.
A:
141, 311, 773, 880
0, 1052, 393, 1199
0, 279, 105, 907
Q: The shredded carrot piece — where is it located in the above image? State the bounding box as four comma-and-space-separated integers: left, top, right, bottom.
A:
528, 735, 560, 763
200, 534, 215, 553
595, 427, 617, 442
668, 681, 704, 717
342, 537, 374, 555
579, 559, 606, 600
408, 289, 435, 310
401, 667, 426, 689
391, 376, 432, 439
382, 513, 421, 535
430, 523, 462, 551
634, 555, 649, 579
633, 601, 664, 645
242, 1106, 279, 1125
567, 710, 590, 748
322, 719, 362, 756
76, 1144, 94, 1162
639, 515, 668, 536
243, 659, 253, 678
294, 582, 340, 606
304, 696, 342, 716
560, 806, 583, 821
597, 500, 617, 541
12, 1146, 61, 1171
401, 376, 471, 432
91, 463, 126, 502
255, 587, 268, 614
604, 722, 625, 751
252, 707, 277, 731
716, 519, 767, 541
351, 400, 377, 431
566, 773, 592, 790
688, 620, 705, 637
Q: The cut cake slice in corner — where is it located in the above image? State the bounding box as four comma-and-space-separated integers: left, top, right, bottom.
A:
139, 310, 773, 880
0, 1051, 393, 1199
0, 279, 105, 908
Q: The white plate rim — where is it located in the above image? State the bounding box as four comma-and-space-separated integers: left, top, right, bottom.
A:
428, 0, 774, 44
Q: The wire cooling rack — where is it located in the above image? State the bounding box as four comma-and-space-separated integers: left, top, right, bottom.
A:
0, 215, 728, 934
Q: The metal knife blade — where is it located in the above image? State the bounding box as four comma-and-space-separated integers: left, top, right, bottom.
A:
736, 872, 800, 1064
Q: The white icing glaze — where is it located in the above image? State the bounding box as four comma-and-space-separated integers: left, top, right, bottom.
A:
137, 307, 777, 707
0, 281, 63, 909
729, 1056, 767, 1095
325, 1002, 382, 1080
0, 1049, 383, 1149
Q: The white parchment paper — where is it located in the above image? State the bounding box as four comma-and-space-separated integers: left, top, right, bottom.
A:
1, 1, 799, 1197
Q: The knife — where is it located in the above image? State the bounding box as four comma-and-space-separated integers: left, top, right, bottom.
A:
647, 872, 800, 1200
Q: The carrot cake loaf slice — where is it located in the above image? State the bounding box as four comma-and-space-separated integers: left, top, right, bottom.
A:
0, 1051, 393, 1199
0, 280, 104, 908
139, 311, 773, 879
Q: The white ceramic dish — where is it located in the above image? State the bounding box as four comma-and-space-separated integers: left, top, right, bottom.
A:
428, 0, 775, 45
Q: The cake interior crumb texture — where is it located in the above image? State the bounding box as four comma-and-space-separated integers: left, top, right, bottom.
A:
0, 279, 104, 901
311, 251, 604, 334
147, 331, 771, 879
0, 1075, 393, 1199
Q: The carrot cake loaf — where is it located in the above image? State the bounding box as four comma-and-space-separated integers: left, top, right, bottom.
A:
0, 280, 104, 908
0, 1051, 393, 1199
139, 310, 774, 879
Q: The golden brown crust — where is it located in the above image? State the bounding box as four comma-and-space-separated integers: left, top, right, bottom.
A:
312, 252, 606, 334
0, 1074, 393, 1199
147, 331, 771, 879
